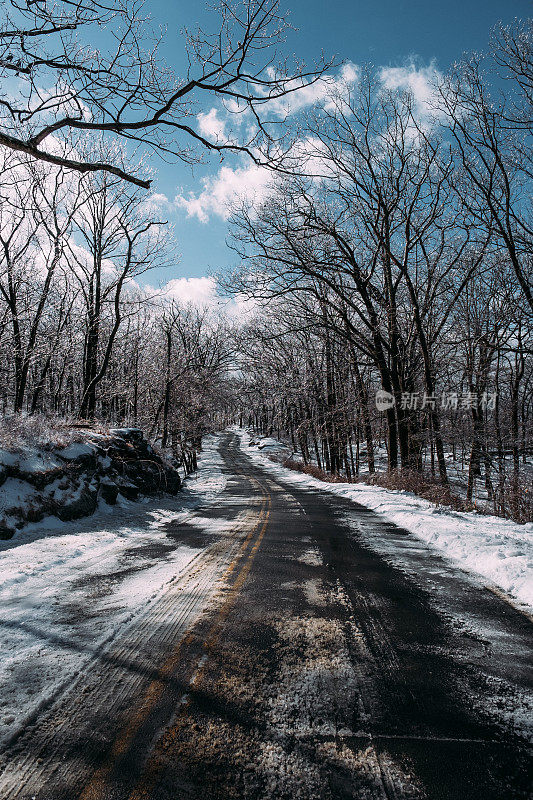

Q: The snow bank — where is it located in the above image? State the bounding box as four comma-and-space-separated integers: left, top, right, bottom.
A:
236, 428, 533, 613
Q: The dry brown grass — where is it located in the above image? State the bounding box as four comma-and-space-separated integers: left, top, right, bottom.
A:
281, 457, 474, 512
282, 458, 347, 484
494, 479, 533, 524
354, 468, 473, 511
0, 414, 100, 451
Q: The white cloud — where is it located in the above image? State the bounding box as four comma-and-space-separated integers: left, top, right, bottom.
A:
165, 276, 219, 306
379, 61, 442, 117
175, 162, 272, 223
142, 191, 172, 210
225, 291, 258, 321
161, 275, 258, 323
198, 63, 360, 136
265, 61, 360, 118
339, 62, 359, 85
138, 192, 175, 220
197, 108, 227, 141
173, 61, 444, 224
172, 63, 362, 224
173, 134, 339, 224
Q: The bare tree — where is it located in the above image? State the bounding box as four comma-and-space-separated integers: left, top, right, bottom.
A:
491, 18, 533, 126
227, 70, 490, 479
0, 152, 84, 410
437, 22, 533, 312
67, 167, 170, 417
145, 301, 234, 469
0, 0, 329, 186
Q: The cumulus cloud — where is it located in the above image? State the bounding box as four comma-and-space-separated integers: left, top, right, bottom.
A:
173, 61, 444, 224
165, 276, 219, 306
226, 291, 258, 321
195, 62, 360, 141
174, 133, 342, 224
140, 191, 174, 216
162, 275, 258, 322
265, 61, 360, 118
339, 61, 360, 85
175, 162, 272, 223
379, 61, 442, 117
197, 108, 227, 141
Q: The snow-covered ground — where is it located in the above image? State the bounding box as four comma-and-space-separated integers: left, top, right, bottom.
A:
237, 428, 533, 614
0, 435, 227, 748
2, 427, 530, 754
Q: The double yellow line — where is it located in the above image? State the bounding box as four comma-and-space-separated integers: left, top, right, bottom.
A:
79, 475, 271, 800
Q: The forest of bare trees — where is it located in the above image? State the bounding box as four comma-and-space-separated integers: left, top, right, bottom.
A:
0, 2, 531, 518
0, 0, 326, 472
227, 19, 532, 521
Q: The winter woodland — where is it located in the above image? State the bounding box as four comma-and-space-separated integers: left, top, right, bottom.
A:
0, 1, 531, 521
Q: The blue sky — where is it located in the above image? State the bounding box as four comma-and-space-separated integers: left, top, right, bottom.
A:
142, 0, 531, 292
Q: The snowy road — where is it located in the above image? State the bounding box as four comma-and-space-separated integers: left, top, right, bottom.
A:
0, 432, 531, 799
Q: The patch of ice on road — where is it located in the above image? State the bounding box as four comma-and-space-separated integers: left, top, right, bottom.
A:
270, 613, 356, 738
258, 578, 420, 797
316, 741, 424, 799
254, 578, 359, 798
280, 578, 327, 606
297, 547, 323, 567
167, 513, 234, 537
0, 434, 227, 748
256, 740, 325, 799
470, 672, 533, 741
302, 578, 326, 606
235, 427, 533, 614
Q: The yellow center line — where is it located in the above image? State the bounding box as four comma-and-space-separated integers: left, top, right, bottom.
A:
126, 495, 271, 800
78, 476, 271, 800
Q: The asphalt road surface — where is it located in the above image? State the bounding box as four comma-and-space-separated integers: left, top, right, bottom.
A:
0, 431, 531, 800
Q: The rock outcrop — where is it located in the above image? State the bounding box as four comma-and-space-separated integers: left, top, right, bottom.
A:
0, 428, 181, 539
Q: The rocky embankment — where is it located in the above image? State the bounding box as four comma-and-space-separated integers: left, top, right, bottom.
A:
0, 428, 181, 539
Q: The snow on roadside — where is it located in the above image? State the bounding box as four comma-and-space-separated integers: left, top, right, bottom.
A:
235, 428, 533, 613
0, 434, 227, 748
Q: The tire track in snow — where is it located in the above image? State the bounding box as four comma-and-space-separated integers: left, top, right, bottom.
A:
0, 471, 267, 799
